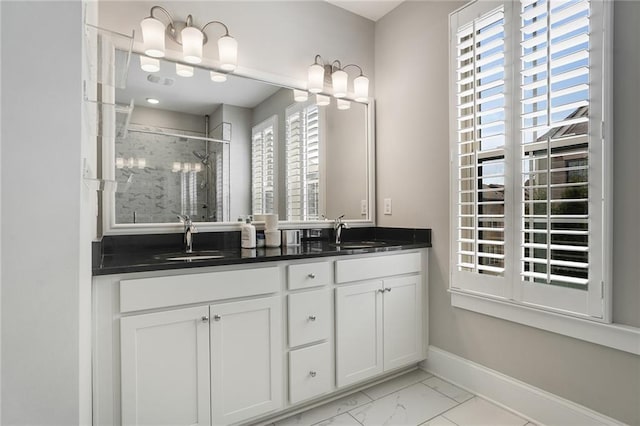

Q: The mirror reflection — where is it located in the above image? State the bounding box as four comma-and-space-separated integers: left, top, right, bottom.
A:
110, 53, 370, 226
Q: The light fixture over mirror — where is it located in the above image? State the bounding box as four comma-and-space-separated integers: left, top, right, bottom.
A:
140, 5, 238, 70
307, 55, 369, 101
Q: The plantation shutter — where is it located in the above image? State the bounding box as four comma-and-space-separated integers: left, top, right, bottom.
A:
517, 0, 605, 317
286, 103, 321, 221
251, 117, 276, 215
451, 2, 511, 297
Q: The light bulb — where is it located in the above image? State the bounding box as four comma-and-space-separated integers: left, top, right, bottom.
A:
182, 162, 191, 173
172, 162, 181, 173
354, 75, 369, 102
127, 157, 135, 168
308, 63, 325, 94
140, 55, 160, 73
116, 157, 124, 169
331, 69, 348, 98
140, 16, 165, 58
146, 98, 160, 104
210, 71, 227, 82
218, 35, 238, 71
293, 89, 308, 102
337, 99, 351, 110
316, 94, 330, 106
181, 26, 203, 64
194, 163, 202, 172
176, 63, 194, 77
137, 158, 146, 169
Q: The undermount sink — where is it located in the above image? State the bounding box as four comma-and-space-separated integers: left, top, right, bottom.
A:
154, 250, 225, 261
331, 241, 387, 249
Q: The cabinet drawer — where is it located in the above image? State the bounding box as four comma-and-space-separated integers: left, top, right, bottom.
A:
335, 252, 421, 283
120, 267, 280, 313
289, 342, 332, 404
288, 289, 331, 348
287, 261, 331, 290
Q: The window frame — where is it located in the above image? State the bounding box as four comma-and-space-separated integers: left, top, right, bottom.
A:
448, 0, 613, 325
251, 115, 278, 216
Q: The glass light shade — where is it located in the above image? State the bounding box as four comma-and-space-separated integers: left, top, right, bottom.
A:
127, 157, 135, 168
210, 71, 227, 82
308, 63, 325, 94
146, 98, 160, 104
293, 89, 308, 102
218, 36, 238, 71
181, 26, 203, 64
176, 63, 194, 77
182, 162, 191, 172
194, 163, 202, 172
354, 75, 369, 102
172, 162, 181, 172
137, 158, 146, 169
331, 69, 348, 98
115, 157, 124, 169
140, 55, 160, 73
337, 99, 351, 110
316, 94, 330, 106
140, 17, 166, 58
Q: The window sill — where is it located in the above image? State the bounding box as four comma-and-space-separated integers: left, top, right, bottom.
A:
450, 290, 640, 355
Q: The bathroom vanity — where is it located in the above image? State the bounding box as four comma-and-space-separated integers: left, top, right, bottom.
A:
92, 232, 430, 425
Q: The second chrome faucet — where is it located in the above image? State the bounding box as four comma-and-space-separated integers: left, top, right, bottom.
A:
177, 214, 198, 253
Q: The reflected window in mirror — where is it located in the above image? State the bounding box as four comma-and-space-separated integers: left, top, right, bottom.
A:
251, 116, 277, 215
286, 102, 322, 221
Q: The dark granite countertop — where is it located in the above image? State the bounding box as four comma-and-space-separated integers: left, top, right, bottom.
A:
93, 227, 431, 276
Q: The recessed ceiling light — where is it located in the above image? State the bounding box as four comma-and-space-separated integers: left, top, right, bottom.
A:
146, 98, 160, 104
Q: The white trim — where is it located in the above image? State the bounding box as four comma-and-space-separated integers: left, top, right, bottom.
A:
423, 346, 626, 426
451, 290, 640, 355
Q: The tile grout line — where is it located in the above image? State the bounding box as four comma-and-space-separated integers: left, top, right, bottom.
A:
361, 372, 434, 401
417, 380, 465, 406
347, 411, 365, 426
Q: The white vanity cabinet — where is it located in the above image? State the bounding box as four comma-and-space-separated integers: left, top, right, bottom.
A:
334, 252, 425, 387
210, 296, 282, 425
120, 306, 211, 426
93, 249, 428, 426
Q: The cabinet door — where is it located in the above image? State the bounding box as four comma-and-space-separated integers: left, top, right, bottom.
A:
210, 296, 283, 425
120, 306, 210, 426
383, 274, 423, 371
335, 281, 383, 387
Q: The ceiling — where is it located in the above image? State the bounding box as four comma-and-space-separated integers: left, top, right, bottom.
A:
325, 0, 404, 22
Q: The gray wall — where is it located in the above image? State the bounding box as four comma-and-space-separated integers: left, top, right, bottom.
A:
222, 105, 253, 220
375, 2, 640, 424
130, 105, 207, 134
1, 1, 91, 424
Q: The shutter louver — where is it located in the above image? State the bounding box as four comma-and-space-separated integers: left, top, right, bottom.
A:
286, 104, 320, 221
520, 0, 591, 289
456, 7, 507, 277
251, 118, 276, 215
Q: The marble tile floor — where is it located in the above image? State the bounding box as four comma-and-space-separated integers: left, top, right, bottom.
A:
272, 369, 536, 426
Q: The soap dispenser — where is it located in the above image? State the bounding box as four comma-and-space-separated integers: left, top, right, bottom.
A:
241, 217, 257, 248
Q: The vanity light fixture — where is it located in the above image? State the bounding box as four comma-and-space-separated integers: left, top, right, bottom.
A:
316, 94, 330, 106
293, 89, 308, 102
140, 55, 160, 72
176, 63, 194, 77
140, 6, 238, 70
307, 55, 369, 101
210, 71, 227, 82
337, 99, 351, 110
146, 97, 160, 104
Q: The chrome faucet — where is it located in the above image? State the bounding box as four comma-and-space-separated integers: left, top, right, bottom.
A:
333, 214, 349, 244
177, 215, 198, 253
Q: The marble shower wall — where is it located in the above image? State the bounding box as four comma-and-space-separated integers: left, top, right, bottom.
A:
114, 124, 213, 223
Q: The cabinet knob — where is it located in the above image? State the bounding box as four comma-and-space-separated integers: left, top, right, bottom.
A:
308, 273, 316, 279
308, 315, 317, 321
201, 316, 209, 322
309, 371, 317, 378
213, 314, 222, 321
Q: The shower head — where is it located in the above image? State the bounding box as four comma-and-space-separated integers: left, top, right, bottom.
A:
193, 150, 212, 165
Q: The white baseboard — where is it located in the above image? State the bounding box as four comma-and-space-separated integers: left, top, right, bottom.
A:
422, 346, 625, 426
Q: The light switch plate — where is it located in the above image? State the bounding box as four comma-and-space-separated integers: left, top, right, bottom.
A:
361, 200, 368, 215
383, 198, 392, 215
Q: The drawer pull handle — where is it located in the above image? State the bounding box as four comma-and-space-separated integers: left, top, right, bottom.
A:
377, 289, 385, 293
213, 314, 222, 321
385, 288, 392, 293
308, 273, 316, 279
308, 315, 317, 321
309, 371, 317, 378
201, 316, 209, 322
